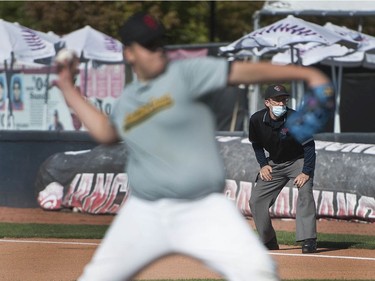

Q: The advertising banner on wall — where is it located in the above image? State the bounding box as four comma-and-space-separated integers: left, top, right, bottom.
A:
35, 137, 375, 222
0, 73, 7, 123
0, 47, 207, 131
0, 63, 125, 131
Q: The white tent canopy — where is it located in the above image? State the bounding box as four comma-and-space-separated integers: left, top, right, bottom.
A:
250, 1, 375, 133
258, 1, 375, 16
220, 15, 357, 57
0, 19, 56, 63
271, 42, 353, 66
61, 25, 123, 63
322, 22, 375, 67
61, 25, 124, 99
254, 1, 375, 33
271, 23, 375, 133
220, 14, 359, 115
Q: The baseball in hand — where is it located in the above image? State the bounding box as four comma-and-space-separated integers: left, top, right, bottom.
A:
55, 49, 79, 75
55, 48, 77, 64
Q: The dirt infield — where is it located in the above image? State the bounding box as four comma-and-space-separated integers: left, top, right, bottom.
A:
0, 207, 374, 281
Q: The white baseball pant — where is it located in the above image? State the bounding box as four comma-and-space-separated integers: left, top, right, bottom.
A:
78, 193, 279, 281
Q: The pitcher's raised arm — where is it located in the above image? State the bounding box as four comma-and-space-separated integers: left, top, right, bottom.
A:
228, 61, 329, 87
54, 59, 119, 144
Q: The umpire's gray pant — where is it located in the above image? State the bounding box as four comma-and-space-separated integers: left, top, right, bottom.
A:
249, 158, 317, 244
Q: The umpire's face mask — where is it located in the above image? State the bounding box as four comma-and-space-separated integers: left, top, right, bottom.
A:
271, 105, 287, 117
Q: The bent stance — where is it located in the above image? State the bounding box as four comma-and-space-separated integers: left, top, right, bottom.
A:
250, 158, 317, 242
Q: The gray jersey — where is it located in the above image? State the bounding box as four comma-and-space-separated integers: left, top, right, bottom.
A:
111, 57, 229, 200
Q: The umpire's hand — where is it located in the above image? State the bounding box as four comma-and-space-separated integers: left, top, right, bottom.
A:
294, 173, 310, 188
259, 165, 272, 181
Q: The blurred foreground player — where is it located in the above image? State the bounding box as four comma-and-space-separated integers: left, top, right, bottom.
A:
55, 12, 332, 281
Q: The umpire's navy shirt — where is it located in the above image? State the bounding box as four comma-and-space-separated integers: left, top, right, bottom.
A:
248, 107, 315, 176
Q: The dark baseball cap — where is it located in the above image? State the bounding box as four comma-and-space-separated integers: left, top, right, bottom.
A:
119, 12, 165, 49
264, 84, 290, 99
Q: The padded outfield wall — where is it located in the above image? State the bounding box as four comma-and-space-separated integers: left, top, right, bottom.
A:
0, 131, 98, 207
1, 131, 372, 221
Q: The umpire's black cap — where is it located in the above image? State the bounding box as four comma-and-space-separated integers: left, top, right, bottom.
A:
264, 84, 290, 100
119, 12, 165, 49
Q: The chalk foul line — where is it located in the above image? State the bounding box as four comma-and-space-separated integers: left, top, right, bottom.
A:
0, 239, 99, 246
270, 252, 375, 261
0, 239, 374, 261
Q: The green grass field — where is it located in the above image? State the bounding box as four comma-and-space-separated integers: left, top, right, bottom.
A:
0, 222, 374, 250
1, 222, 373, 281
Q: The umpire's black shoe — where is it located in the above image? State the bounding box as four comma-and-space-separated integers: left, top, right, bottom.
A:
302, 238, 317, 254
264, 237, 279, 250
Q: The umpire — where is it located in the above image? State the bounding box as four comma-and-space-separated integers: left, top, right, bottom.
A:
248, 84, 317, 254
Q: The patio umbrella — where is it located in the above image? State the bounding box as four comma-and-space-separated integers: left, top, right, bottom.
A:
219, 15, 357, 57
61, 25, 124, 97
272, 22, 375, 133
271, 42, 354, 66
219, 15, 358, 115
0, 19, 56, 129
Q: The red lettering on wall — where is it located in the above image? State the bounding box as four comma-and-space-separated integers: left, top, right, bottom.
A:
272, 187, 290, 217
82, 173, 114, 213
224, 180, 238, 201
318, 191, 335, 217
95, 174, 128, 214
346, 194, 358, 218
106, 174, 129, 214
336, 192, 347, 217
356, 196, 375, 221
236, 181, 252, 217
63, 174, 83, 206
336, 193, 358, 218
69, 173, 94, 208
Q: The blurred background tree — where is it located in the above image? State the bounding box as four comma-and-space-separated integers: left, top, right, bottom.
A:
0, 1, 374, 45
0, 1, 263, 44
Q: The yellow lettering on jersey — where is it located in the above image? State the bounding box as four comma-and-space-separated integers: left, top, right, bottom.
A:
123, 94, 173, 131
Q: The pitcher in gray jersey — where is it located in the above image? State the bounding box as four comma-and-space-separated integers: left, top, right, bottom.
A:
55, 11, 332, 281
111, 57, 228, 201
